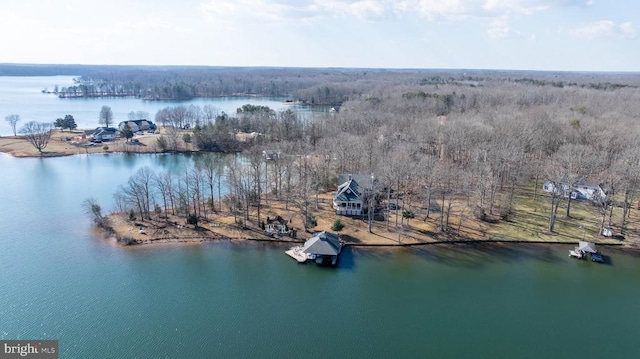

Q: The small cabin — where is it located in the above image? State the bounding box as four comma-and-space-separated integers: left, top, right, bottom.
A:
265, 215, 289, 236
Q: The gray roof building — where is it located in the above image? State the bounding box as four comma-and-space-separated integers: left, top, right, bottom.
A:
334, 177, 362, 203
579, 241, 597, 254
302, 231, 342, 256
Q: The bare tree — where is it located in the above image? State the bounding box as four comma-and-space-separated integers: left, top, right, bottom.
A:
128, 110, 150, 121
154, 170, 175, 218
556, 144, 600, 218
247, 150, 264, 223
202, 104, 219, 126
5, 114, 20, 136
118, 166, 156, 221
82, 197, 108, 227
19, 121, 53, 154
99, 106, 113, 128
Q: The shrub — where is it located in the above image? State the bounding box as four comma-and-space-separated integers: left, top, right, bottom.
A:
128, 209, 136, 221
307, 214, 317, 228
102, 145, 109, 151
156, 136, 168, 151
187, 214, 198, 227
500, 205, 512, 221
182, 133, 192, 143
473, 206, 486, 221
331, 218, 344, 232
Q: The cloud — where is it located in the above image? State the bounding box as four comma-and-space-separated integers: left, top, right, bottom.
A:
559, 0, 594, 7
197, 0, 591, 37
481, 0, 548, 16
198, 0, 576, 23
487, 16, 535, 39
571, 20, 637, 39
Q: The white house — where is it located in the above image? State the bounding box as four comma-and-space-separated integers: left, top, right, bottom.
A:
573, 184, 607, 201
543, 181, 606, 201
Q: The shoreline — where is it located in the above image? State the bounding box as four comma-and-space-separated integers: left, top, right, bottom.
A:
101, 224, 637, 254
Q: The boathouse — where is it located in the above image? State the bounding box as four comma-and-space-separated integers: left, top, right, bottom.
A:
301, 231, 343, 265
579, 241, 597, 254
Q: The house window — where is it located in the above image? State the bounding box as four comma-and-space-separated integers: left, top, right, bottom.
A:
340, 203, 346, 207
356, 203, 361, 208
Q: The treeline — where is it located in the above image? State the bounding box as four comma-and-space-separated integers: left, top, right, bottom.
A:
150, 103, 309, 153
6, 63, 639, 104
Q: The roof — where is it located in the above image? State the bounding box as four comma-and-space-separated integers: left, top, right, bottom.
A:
301, 231, 342, 256
337, 174, 376, 191
579, 241, 597, 254
334, 178, 361, 202
267, 215, 287, 225
262, 150, 281, 160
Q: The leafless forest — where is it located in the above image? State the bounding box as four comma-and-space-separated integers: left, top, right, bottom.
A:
19, 64, 634, 238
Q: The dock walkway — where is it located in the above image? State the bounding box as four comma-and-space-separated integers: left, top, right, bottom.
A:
285, 246, 308, 263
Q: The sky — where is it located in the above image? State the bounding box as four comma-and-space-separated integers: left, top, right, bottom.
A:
0, 0, 637, 71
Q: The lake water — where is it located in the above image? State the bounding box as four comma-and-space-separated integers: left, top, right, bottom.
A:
0, 76, 315, 136
1, 152, 640, 358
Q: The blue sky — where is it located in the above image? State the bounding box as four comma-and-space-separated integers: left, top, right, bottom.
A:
0, 0, 637, 71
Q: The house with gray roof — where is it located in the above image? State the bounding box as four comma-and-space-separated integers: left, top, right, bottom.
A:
88, 127, 118, 142
333, 175, 363, 216
543, 181, 607, 202
118, 120, 156, 133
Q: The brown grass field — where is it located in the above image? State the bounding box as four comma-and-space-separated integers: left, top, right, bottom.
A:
0, 129, 178, 157
104, 185, 640, 251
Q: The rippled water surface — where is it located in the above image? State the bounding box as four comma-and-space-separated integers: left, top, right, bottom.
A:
1, 153, 640, 358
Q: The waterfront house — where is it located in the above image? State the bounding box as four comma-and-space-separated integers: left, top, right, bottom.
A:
266, 215, 289, 236
90, 127, 118, 142
333, 174, 379, 216
301, 231, 343, 265
333, 175, 363, 216
118, 120, 156, 133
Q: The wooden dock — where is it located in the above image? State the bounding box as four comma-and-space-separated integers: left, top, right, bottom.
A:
285, 246, 308, 263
